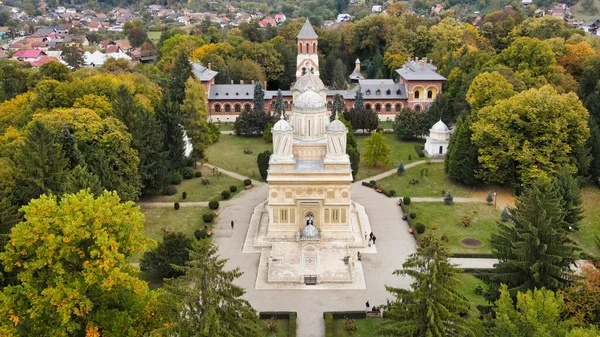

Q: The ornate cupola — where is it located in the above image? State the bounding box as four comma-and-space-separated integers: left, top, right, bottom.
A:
296, 18, 319, 80
325, 112, 349, 163
271, 113, 294, 163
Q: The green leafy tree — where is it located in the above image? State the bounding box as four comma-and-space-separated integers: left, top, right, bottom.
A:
472, 85, 590, 186
181, 78, 214, 165
14, 120, 68, 203
262, 123, 273, 143
156, 240, 260, 337
233, 110, 271, 136
38, 62, 71, 82
128, 27, 148, 48
140, 232, 193, 280
487, 180, 578, 299
466, 71, 516, 111
488, 285, 567, 337
380, 231, 472, 337
445, 116, 479, 185
578, 56, 600, 101
363, 131, 391, 167
257, 150, 271, 181
494, 37, 556, 77
394, 108, 429, 140
0, 191, 159, 336
0, 60, 30, 102
253, 82, 265, 113
60, 44, 84, 69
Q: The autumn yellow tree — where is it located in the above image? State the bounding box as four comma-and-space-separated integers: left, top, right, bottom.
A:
0, 190, 160, 337
466, 71, 516, 111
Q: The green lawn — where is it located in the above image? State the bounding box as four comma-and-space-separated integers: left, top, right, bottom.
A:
148, 31, 162, 43
377, 162, 478, 198
406, 202, 501, 255
330, 318, 388, 337
572, 186, 600, 256
260, 319, 290, 337
455, 273, 489, 308
140, 166, 243, 203
205, 134, 272, 181
218, 122, 235, 131
379, 121, 394, 129
356, 134, 424, 181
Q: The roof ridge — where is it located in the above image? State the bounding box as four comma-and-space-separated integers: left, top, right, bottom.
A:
297, 18, 318, 39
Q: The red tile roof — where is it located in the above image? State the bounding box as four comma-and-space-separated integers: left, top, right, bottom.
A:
13, 49, 45, 58
31, 56, 58, 66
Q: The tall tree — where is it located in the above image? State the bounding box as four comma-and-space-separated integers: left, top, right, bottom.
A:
562, 261, 600, 327
380, 231, 472, 337
274, 89, 285, 118
363, 131, 391, 167
586, 117, 600, 178
64, 165, 103, 196
157, 100, 186, 172
167, 50, 193, 105
331, 59, 347, 90
552, 171, 583, 231
181, 78, 214, 165
487, 180, 578, 299
253, 82, 265, 113
0, 191, 159, 336
14, 120, 68, 203
257, 150, 271, 181
58, 124, 81, 169
156, 240, 260, 337
60, 44, 83, 69
354, 87, 364, 113
140, 232, 193, 280
331, 93, 345, 121
445, 116, 479, 185
466, 71, 516, 111
394, 108, 429, 140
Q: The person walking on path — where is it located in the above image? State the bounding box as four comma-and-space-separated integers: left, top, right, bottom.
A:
364, 231, 367, 241
369, 232, 374, 241
372, 236, 377, 245
357, 251, 362, 261
231, 220, 234, 229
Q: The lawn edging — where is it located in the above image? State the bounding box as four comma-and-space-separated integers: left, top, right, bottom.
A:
259, 311, 297, 337
450, 253, 495, 258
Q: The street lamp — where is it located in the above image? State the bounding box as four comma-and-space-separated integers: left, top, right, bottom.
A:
493, 192, 497, 209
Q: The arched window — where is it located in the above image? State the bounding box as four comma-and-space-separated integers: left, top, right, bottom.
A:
415, 105, 421, 112
395, 104, 401, 112
245, 104, 251, 112
375, 104, 381, 112
235, 104, 241, 113
224, 104, 231, 113
313, 42, 317, 54
385, 104, 391, 112
306, 43, 310, 54
327, 101, 332, 109
285, 101, 289, 110
427, 90, 433, 99
302, 67, 307, 75
414, 90, 420, 99
365, 104, 371, 110
215, 104, 221, 113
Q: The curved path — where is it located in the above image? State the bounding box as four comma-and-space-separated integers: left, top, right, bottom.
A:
364, 159, 444, 182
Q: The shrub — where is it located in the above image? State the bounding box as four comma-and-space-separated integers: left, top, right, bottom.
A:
325, 313, 334, 337
441, 189, 446, 196
208, 200, 219, 210
441, 233, 449, 242
486, 191, 493, 205
409, 212, 416, 219
244, 179, 252, 186
181, 167, 195, 180
202, 212, 215, 223
369, 180, 377, 186
174, 202, 180, 210
230, 185, 238, 192
168, 171, 183, 185
444, 190, 454, 205
257, 150, 271, 181
403, 196, 411, 205
408, 154, 412, 160
161, 185, 177, 196
194, 171, 202, 178
461, 215, 471, 227
194, 229, 208, 240
474, 285, 484, 295
389, 189, 396, 197
397, 161, 405, 175
140, 232, 193, 279
415, 223, 425, 234
182, 191, 187, 200
221, 190, 231, 200
500, 207, 509, 222
414, 145, 425, 157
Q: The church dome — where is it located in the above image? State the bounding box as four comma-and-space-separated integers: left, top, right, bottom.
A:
430, 120, 450, 133
327, 116, 347, 133
272, 115, 292, 132
301, 224, 320, 240
293, 73, 326, 94
294, 90, 326, 112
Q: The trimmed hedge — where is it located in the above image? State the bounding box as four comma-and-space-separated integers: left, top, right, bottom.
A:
414, 145, 425, 157
409, 212, 416, 219
182, 191, 187, 200
208, 200, 219, 210
202, 212, 215, 223
194, 229, 208, 240
323, 311, 367, 319
181, 167, 195, 179
194, 171, 202, 178
403, 196, 411, 205
244, 179, 252, 186
289, 312, 297, 337
229, 185, 238, 192
415, 222, 425, 234
258, 312, 296, 320
450, 253, 495, 258
325, 313, 333, 337
174, 202, 180, 210
221, 190, 231, 200
362, 181, 375, 188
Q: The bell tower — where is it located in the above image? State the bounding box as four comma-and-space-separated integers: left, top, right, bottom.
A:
296, 18, 319, 80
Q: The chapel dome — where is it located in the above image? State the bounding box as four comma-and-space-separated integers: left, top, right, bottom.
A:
430, 120, 450, 133
301, 224, 320, 240
292, 73, 326, 94
294, 90, 326, 111
327, 116, 347, 133
272, 115, 292, 132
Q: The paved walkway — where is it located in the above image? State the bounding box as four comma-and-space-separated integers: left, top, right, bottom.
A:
137, 201, 208, 207
408, 197, 484, 203
202, 162, 258, 183
365, 159, 444, 182
450, 258, 498, 269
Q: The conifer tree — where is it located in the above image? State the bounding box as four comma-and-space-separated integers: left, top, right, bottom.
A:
65, 165, 103, 197
445, 116, 479, 185
134, 107, 169, 193
381, 231, 472, 337
167, 50, 193, 105
552, 171, 583, 231
586, 117, 600, 178
354, 87, 364, 113
253, 82, 264, 113
444, 190, 454, 205
58, 124, 81, 169
330, 93, 345, 122
487, 180, 578, 300
500, 206, 509, 222
157, 99, 186, 172
274, 89, 284, 118
332, 59, 347, 90
397, 161, 405, 175
15, 120, 68, 202
158, 240, 260, 337
486, 191, 493, 205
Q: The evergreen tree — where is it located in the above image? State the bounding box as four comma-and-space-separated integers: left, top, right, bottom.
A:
253, 82, 265, 113
487, 180, 578, 299
486, 191, 494, 205
394, 108, 429, 140
330, 93, 345, 122
332, 59, 347, 90
426, 93, 454, 125
233, 109, 271, 136
113, 84, 136, 128
380, 231, 472, 337
14, 120, 69, 202
65, 165, 103, 197
167, 50, 193, 105
134, 107, 169, 193
354, 88, 364, 113
0, 190, 20, 233
58, 124, 81, 169
552, 171, 583, 231
140, 232, 194, 280
158, 240, 260, 336
500, 207, 509, 222
445, 116, 479, 185
257, 150, 271, 181
444, 190, 454, 205
397, 161, 405, 175
586, 116, 600, 179
274, 89, 284, 118
348, 146, 360, 181
157, 99, 186, 172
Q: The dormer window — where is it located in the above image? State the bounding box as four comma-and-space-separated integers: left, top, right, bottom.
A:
386, 89, 391, 95
376, 89, 381, 95
396, 89, 401, 95
226, 92, 229, 96
366, 89, 371, 95
246, 92, 249, 95
236, 92, 239, 95
216, 93, 219, 96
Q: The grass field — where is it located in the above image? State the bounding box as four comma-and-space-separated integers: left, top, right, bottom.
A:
148, 31, 162, 43
572, 186, 600, 256
356, 134, 423, 181
260, 319, 290, 337
217, 122, 235, 131
406, 202, 501, 255
330, 318, 387, 337
455, 273, 489, 308
571, 0, 600, 21
205, 134, 272, 181
140, 166, 243, 203
379, 121, 394, 129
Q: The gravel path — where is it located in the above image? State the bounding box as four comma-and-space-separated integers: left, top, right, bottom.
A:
365, 159, 444, 182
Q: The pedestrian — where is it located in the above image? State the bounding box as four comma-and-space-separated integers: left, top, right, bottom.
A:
387, 298, 390, 306
369, 232, 374, 240
372, 236, 377, 245
357, 251, 362, 261
231, 220, 234, 229
365, 301, 370, 312
364, 231, 367, 241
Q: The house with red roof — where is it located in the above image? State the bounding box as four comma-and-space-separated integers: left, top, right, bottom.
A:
89, 21, 101, 31
274, 13, 286, 23
259, 16, 277, 28
31, 56, 58, 67
12, 49, 46, 62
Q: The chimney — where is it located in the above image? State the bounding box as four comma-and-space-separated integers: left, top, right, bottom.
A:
240, 80, 244, 84
381, 81, 384, 87
231, 80, 234, 84
420, 59, 425, 70
347, 84, 350, 92
208, 62, 211, 70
